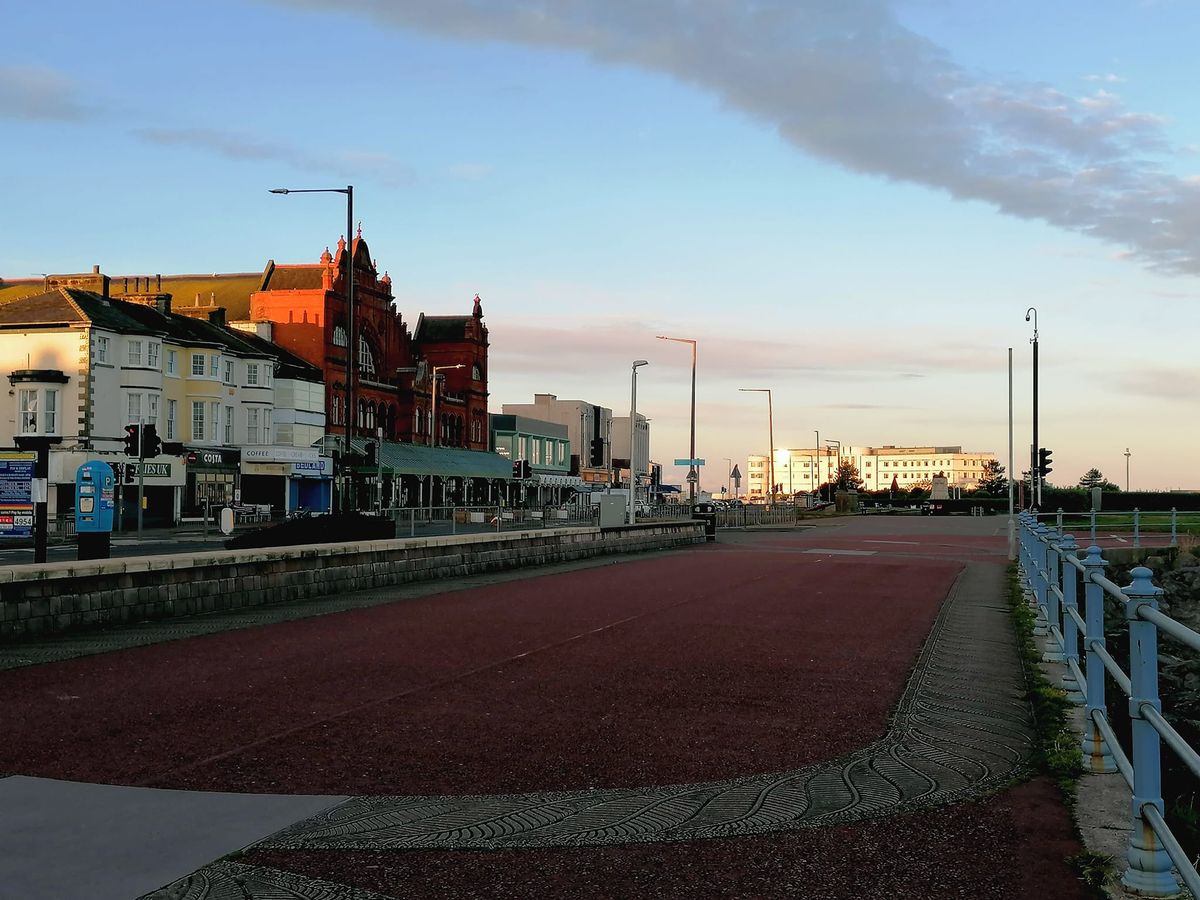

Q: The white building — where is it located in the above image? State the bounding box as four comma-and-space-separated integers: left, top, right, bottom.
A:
501, 394, 618, 484
747, 445, 997, 498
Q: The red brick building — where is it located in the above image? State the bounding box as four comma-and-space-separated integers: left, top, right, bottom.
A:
248, 232, 489, 450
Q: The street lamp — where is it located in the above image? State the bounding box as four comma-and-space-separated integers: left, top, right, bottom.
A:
1125, 447, 1131, 492
826, 440, 841, 493
656, 335, 697, 504
724, 457, 733, 498
629, 360, 649, 524
814, 429, 822, 501
739, 388, 773, 504
431, 364, 465, 448
1026, 307, 1039, 508
271, 185, 354, 511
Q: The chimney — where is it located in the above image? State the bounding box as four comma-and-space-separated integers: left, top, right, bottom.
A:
92, 264, 100, 274
156, 274, 161, 291
208, 308, 226, 326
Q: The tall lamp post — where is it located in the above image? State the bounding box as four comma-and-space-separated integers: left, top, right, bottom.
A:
271, 185, 354, 511
1125, 447, 1131, 492
724, 457, 733, 497
739, 388, 773, 504
431, 364, 465, 448
1026, 307, 1039, 508
656, 335, 697, 504
826, 439, 841, 493
629, 360, 649, 524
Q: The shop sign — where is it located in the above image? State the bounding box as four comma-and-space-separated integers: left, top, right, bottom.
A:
290, 458, 332, 477
186, 448, 240, 466
242, 462, 291, 476
243, 446, 319, 464
130, 462, 172, 478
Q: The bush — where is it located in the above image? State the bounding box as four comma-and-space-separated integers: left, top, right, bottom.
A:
224, 512, 396, 550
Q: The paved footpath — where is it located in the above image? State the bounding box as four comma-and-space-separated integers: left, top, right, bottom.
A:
0, 517, 1091, 899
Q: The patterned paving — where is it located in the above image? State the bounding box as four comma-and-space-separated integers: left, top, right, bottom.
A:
249, 561, 1033, 853
141, 860, 393, 899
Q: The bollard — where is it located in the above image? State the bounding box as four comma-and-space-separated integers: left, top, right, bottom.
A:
1058, 534, 1084, 701
1081, 546, 1117, 773
1170, 508, 1177, 547
1120, 567, 1179, 896
1134, 507, 1141, 548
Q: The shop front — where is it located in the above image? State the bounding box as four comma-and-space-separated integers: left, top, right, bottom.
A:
48, 450, 185, 528
241, 446, 332, 515
183, 447, 241, 518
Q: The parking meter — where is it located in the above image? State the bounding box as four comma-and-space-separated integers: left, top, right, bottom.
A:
76, 461, 115, 559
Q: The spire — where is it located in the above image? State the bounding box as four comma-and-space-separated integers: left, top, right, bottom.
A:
356, 221, 363, 239
320, 246, 332, 265
337, 235, 346, 254
472, 293, 483, 318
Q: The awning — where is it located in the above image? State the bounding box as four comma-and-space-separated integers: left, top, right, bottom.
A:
351, 439, 515, 479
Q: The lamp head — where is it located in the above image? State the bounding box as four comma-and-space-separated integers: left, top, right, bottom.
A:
269, 188, 289, 194
633, 359, 649, 370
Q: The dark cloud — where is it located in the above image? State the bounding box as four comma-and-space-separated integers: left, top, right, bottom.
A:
263, 0, 1200, 274
0, 65, 89, 121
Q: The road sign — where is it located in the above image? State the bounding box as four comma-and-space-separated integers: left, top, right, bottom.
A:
674, 458, 705, 466
686, 471, 699, 483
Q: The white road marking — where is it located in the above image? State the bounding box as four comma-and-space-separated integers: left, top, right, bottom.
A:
802, 549, 877, 556
862, 540, 920, 545
1109, 535, 1128, 543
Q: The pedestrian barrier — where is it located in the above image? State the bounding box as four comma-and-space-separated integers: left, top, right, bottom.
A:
1018, 510, 1199, 896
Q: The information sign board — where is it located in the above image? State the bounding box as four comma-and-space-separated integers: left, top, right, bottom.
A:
0, 451, 35, 538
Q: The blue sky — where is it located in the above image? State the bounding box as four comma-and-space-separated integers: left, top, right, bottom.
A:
3, 0, 1198, 491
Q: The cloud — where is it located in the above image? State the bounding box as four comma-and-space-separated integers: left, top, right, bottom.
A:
446, 162, 493, 180
1084, 73, 1126, 84
262, 0, 1200, 275
133, 127, 417, 186
0, 65, 90, 121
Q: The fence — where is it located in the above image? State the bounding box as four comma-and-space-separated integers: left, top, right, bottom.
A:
1019, 510, 1199, 896
1044, 506, 1192, 548
382, 505, 595, 536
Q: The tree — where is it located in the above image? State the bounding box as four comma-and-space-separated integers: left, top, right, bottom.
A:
977, 459, 1008, 495
1079, 468, 1120, 491
828, 458, 863, 492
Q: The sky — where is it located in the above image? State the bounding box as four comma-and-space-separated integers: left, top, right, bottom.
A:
3, 0, 1199, 492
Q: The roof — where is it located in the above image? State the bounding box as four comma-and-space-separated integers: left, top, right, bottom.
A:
260, 265, 325, 293
413, 314, 470, 342
0, 288, 161, 334
0, 280, 45, 304
226, 327, 322, 382
350, 439, 514, 479
111, 273, 261, 320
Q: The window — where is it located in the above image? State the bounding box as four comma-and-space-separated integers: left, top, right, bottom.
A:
224, 406, 233, 444
532, 439, 542, 465
18, 389, 36, 433
191, 401, 205, 440
127, 393, 142, 422
127, 340, 143, 366
264, 409, 272, 443
191, 354, 205, 376
247, 408, 260, 444
246, 363, 259, 386
332, 324, 348, 347
263, 365, 273, 387
95, 336, 109, 363
209, 355, 219, 378
44, 390, 57, 433
167, 349, 177, 375
210, 402, 220, 439
147, 394, 159, 427
148, 342, 160, 369
413, 406, 422, 435
472, 364, 482, 381
166, 399, 177, 440
358, 336, 375, 375
224, 360, 234, 384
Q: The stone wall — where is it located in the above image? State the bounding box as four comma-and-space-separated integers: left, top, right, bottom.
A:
0, 522, 705, 640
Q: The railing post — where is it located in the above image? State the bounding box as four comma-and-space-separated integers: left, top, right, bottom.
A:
1030, 517, 1049, 636
1120, 566, 1179, 896
1043, 524, 1064, 662
1170, 508, 1177, 547
1057, 507, 1064, 533
1090, 508, 1097, 544
1058, 533, 1084, 702
1134, 507, 1141, 548
1081, 545, 1116, 773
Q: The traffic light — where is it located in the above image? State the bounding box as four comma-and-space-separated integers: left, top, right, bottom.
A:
122, 424, 140, 458
512, 460, 522, 479
142, 423, 162, 459
364, 441, 377, 466
522, 460, 532, 479
589, 437, 604, 466
1038, 448, 1053, 477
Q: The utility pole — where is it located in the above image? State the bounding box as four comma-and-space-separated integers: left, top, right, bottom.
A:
1026, 308, 1039, 508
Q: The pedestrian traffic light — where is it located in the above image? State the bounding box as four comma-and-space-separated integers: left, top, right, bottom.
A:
142, 423, 162, 459
512, 460, 522, 479
589, 437, 604, 466
522, 460, 532, 479
122, 424, 140, 458
1038, 448, 1053, 477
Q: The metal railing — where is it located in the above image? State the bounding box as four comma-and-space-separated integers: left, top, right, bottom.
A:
1045, 506, 1191, 549
381, 505, 595, 536
1018, 510, 1199, 896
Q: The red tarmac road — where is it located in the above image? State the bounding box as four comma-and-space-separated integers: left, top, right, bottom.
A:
3, 541, 957, 795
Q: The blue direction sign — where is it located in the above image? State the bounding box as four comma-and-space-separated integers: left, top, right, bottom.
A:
673, 458, 705, 466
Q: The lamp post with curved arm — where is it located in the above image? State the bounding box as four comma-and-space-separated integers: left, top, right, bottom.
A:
656, 335, 697, 503
1026, 307, 1039, 508
271, 185, 354, 510
739, 388, 773, 504
629, 360, 649, 524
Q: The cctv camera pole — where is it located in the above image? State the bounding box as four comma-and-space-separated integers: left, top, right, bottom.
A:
1026, 308, 1039, 509
137, 418, 145, 539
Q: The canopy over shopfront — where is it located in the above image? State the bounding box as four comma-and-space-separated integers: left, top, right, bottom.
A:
347, 439, 515, 508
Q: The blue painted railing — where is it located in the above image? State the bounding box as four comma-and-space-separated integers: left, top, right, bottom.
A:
1019, 510, 1199, 896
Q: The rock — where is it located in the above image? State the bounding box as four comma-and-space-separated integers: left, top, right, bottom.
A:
1174, 552, 1200, 569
